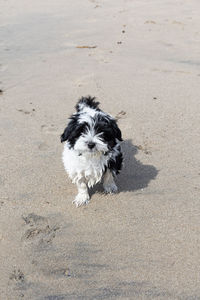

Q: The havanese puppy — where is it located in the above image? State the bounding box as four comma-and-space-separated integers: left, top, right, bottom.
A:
61, 96, 123, 207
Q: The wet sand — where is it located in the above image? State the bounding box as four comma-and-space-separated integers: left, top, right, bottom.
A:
0, 0, 200, 299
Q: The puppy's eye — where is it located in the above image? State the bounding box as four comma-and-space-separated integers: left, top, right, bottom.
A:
103, 132, 111, 141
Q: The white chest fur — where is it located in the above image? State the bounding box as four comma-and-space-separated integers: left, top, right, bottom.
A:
62, 143, 111, 188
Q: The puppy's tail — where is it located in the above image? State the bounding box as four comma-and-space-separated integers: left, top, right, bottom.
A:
75, 96, 100, 112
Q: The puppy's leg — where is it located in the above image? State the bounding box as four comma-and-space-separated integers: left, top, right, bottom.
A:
73, 180, 90, 207
103, 169, 118, 193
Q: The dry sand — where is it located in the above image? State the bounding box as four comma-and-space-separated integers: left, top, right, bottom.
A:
1, 0, 200, 299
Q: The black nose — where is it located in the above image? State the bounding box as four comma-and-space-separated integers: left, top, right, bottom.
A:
88, 142, 95, 149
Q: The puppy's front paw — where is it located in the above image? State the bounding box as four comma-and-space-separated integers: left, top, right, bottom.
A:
103, 183, 118, 194
73, 193, 90, 207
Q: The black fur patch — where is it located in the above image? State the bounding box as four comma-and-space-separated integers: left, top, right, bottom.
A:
61, 117, 87, 147
109, 119, 122, 142
94, 115, 122, 150
108, 148, 123, 175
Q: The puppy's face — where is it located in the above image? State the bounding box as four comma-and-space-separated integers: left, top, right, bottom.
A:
61, 114, 122, 154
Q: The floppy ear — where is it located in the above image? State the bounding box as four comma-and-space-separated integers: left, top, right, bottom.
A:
60, 126, 70, 143
60, 118, 76, 143
111, 120, 123, 141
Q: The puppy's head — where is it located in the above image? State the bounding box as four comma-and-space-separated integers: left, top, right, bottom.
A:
61, 107, 122, 154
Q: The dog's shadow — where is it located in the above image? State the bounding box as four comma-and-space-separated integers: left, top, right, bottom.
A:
90, 139, 158, 195
117, 139, 158, 192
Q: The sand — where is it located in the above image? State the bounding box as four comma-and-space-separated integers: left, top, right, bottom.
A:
0, 0, 200, 299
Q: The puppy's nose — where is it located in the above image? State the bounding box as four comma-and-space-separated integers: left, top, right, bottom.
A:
88, 142, 95, 149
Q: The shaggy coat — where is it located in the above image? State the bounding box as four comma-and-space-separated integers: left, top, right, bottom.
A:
61, 96, 123, 206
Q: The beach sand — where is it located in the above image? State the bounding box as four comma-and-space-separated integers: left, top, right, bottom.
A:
0, 0, 200, 299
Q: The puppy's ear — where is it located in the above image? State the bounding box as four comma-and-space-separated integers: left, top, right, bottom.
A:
60, 119, 76, 143
111, 120, 123, 141
61, 118, 86, 147
60, 126, 69, 143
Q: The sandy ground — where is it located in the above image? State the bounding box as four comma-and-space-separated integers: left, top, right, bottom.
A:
1, 0, 200, 299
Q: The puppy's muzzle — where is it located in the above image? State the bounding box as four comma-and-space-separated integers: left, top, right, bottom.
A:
88, 142, 95, 149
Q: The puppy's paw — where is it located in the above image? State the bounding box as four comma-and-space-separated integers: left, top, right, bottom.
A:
73, 193, 90, 207
103, 183, 118, 194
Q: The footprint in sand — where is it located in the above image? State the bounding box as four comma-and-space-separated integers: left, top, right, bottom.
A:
41, 124, 59, 135
115, 110, 126, 120
9, 267, 27, 298
38, 142, 49, 151
9, 268, 25, 283
22, 213, 60, 246
17, 108, 36, 115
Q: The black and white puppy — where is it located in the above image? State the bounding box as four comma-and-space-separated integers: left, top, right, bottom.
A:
61, 96, 123, 207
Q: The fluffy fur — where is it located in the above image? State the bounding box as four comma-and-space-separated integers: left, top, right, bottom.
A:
61, 96, 123, 207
